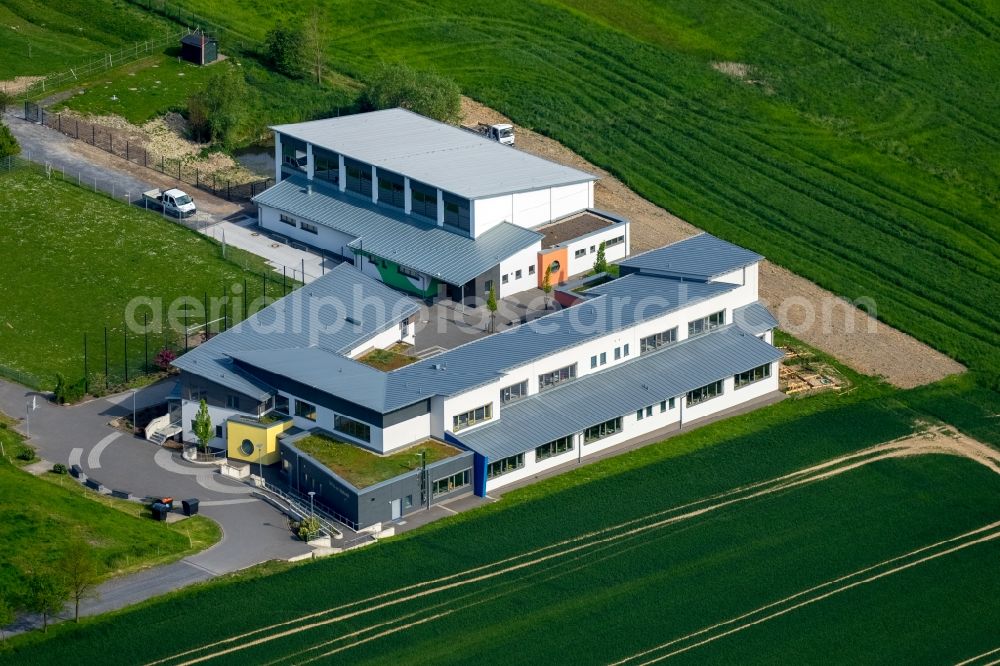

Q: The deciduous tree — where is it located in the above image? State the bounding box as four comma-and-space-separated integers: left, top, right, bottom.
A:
192, 399, 213, 453
361, 63, 460, 123
60, 540, 100, 623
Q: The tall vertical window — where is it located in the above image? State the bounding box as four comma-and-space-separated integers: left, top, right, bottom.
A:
443, 193, 471, 233
410, 181, 438, 220
344, 159, 372, 197
280, 137, 307, 172
377, 170, 405, 208
294, 399, 317, 421
313, 148, 339, 184
688, 311, 726, 336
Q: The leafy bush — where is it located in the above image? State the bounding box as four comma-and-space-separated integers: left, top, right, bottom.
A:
263, 20, 307, 79
187, 66, 250, 150
153, 347, 177, 372
294, 515, 321, 541
360, 63, 460, 123
15, 446, 35, 462
52, 463, 68, 475
0, 120, 19, 159
53, 373, 86, 404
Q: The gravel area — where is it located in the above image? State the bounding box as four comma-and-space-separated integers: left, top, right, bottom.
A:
459, 98, 965, 388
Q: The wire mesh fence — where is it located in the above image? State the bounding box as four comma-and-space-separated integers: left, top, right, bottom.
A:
21, 102, 273, 203
0, 155, 309, 394
18, 30, 195, 101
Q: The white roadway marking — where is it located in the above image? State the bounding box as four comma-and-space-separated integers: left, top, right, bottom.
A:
87, 433, 121, 469
199, 499, 260, 507
68, 447, 83, 469
152, 449, 253, 495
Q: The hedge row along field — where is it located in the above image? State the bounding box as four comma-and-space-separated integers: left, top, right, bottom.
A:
156, 0, 1000, 385
6, 386, 1000, 664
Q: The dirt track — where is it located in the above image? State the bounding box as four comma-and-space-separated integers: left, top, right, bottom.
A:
460, 99, 965, 388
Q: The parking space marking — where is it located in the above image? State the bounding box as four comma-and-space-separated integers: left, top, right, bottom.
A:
88, 432, 121, 469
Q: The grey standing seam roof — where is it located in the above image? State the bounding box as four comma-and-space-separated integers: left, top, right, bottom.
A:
252, 176, 542, 287
205, 272, 743, 412
733, 301, 779, 336
271, 108, 597, 200
454, 325, 784, 460
172, 264, 419, 400
380, 277, 741, 412
620, 233, 763, 280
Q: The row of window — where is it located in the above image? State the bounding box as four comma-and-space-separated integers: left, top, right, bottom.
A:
640, 327, 677, 354
278, 213, 318, 235
605, 234, 625, 248
432, 469, 470, 496
498, 264, 535, 287
688, 310, 726, 337
488, 365, 774, 480
636, 398, 675, 421
735, 363, 772, 389
539, 363, 577, 391
453, 403, 493, 432
291, 397, 372, 443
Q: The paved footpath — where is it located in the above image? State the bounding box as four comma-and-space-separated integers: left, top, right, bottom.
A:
0, 378, 311, 631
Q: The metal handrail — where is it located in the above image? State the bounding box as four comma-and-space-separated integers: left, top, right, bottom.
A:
257, 479, 355, 533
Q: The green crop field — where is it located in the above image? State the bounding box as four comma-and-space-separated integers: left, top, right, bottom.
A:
3, 386, 1000, 664
0, 426, 220, 607
151, 0, 1000, 385
0, 0, 173, 80
0, 165, 289, 389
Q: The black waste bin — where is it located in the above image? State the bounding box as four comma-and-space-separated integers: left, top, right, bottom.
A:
151, 503, 169, 522
182, 499, 199, 516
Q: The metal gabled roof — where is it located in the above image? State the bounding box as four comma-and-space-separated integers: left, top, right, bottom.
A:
620, 233, 763, 281
454, 325, 784, 460
228, 348, 391, 413
172, 264, 419, 400
271, 108, 597, 200
733, 301, 778, 336
253, 176, 542, 286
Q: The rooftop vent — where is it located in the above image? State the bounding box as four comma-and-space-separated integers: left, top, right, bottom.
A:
345, 316, 361, 326
431, 363, 447, 371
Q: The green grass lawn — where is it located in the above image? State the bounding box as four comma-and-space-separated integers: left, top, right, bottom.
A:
0, 429, 220, 609
356, 345, 417, 372
0, 0, 173, 79
0, 166, 289, 389
3, 381, 999, 664
294, 434, 459, 488
158, 0, 1000, 384
51, 53, 227, 124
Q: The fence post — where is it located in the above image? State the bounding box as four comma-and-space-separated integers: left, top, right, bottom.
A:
92, 125, 95, 144
227, 180, 231, 200
196, 169, 199, 188
103, 327, 109, 390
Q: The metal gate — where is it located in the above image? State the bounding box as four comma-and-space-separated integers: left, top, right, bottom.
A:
23, 100, 43, 124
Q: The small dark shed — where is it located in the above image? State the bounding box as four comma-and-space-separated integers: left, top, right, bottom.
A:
180, 32, 218, 66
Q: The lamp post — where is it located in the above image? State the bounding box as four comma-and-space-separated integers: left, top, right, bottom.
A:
256, 443, 263, 483
308, 491, 315, 519
132, 389, 137, 436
